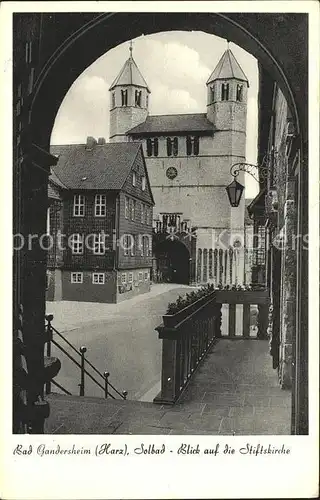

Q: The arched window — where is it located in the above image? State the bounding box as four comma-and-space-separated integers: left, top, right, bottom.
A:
173, 137, 178, 156
111, 92, 115, 108
135, 90, 142, 107
221, 83, 229, 101
203, 249, 208, 282
121, 89, 128, 106
209, 249, 213, 279
146, 138, 158, 157
210, 86, 215, 103
166, 137, 172, 156
186, 136, 199, 156
236, 84, 243, 102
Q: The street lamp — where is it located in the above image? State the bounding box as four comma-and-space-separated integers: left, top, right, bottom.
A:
226, 157, 271, 208
226, 178, 245, 207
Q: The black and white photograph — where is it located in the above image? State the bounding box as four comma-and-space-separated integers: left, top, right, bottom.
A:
1, 1, 319, 499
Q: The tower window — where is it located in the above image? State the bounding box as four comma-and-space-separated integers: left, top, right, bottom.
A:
210, 86, 215, 103
121, 89, 128, 106
173, 137, 178, 156
236, 84, 243, 102
221, 83, 229, 101
146, 138, 159, 157
135, 90, 142, 107
167, 137, 178, 156
186, 136, 200, 156
111, 92, 115, 108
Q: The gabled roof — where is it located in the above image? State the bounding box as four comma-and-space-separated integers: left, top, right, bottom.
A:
109, 56, 150, 92
207, 49, 249, 85
127, 113, 216, 135
50, 142, 143, 191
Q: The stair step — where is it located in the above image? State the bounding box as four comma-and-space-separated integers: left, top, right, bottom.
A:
47, 392, 159, 409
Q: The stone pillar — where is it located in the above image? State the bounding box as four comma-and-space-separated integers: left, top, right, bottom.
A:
279, 199, 296, 388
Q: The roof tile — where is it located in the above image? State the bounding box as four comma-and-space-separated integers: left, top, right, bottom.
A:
128, 113, 216, 135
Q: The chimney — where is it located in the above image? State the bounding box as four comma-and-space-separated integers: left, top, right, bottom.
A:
86, 136, 97, 149
97, 137, 106, 145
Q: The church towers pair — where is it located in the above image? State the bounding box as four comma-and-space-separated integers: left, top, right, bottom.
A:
109, 43, 248, 142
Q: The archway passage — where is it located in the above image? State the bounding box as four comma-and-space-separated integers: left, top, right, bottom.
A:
155, 239, 190, 285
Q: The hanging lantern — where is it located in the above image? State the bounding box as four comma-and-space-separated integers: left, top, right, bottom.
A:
226, 179, 245, 207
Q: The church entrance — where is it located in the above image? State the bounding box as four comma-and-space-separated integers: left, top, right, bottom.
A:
154, 239, 190, 285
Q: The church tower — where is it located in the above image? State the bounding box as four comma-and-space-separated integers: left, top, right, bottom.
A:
206, 47, 248, 132
109, 43, 150, 142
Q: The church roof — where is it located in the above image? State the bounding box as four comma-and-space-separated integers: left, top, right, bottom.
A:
50, 142, 143, 190
109, 55, 150, 92
127, 113, 216, 135
207, 49, 249, 85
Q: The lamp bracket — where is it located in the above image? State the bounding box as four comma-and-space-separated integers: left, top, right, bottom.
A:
230, 162, 269, 182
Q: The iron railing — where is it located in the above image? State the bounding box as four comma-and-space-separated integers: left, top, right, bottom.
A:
45, 315, 127, 400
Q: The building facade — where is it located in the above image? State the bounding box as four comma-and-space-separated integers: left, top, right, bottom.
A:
109, 47, 249, 285
47, 140, 154, 303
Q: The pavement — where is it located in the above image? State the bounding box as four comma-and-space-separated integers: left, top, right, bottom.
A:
46, 284, 193, 401
46, 339, 292, 435
46, 283, 194, 332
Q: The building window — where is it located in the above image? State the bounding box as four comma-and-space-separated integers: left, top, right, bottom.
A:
121, 89, 128, 106
123, 234, 133, 256
144, 271, 149, 281
95, 194, 106, 216
92, 273, 105, 284
146, 138, 159, 157
132, 172, 136, 186
71, 272, 83, 284
71, 234, 83, 254
141, 235, 151, 256
138, 272, 143, 282
111, 92, 116, 108
141, 176, 146, 191
125, 196, 129, 219
166, 137, 178, 156
73, 194, 85, 217
146, 95, 149, 107
128, 272, 133, 283
141, 203, 144, 223
236, 84, 243, 102
129, 199, 136, 220
221, 83, 229, 101
130, 235, 135, 256
210, 86, 215, 103
135, 90, 142, 107
144, 206, 148, 225
93, 233, 105, 255
186, 136, 199, 156
121, 273, 127, 284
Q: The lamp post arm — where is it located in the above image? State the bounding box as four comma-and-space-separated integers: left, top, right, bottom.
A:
230, 163, 269, 183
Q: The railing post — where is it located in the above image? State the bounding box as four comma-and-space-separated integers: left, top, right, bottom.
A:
104, 371, 110, 399
45, 314, 53, 395
79, 346, 87, 396
257, 304, 269, 339
122, 390, 128, 400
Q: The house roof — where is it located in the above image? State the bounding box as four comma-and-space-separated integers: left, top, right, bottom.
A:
50, 142, 142, 191
127, 113, 216, 135
109, 55, 150, 92
207, 49, 249, 85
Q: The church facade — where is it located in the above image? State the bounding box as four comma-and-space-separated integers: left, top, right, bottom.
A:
109, 46, 249, 285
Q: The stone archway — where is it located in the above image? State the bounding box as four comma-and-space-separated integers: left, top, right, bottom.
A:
154, 239, 190, 285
